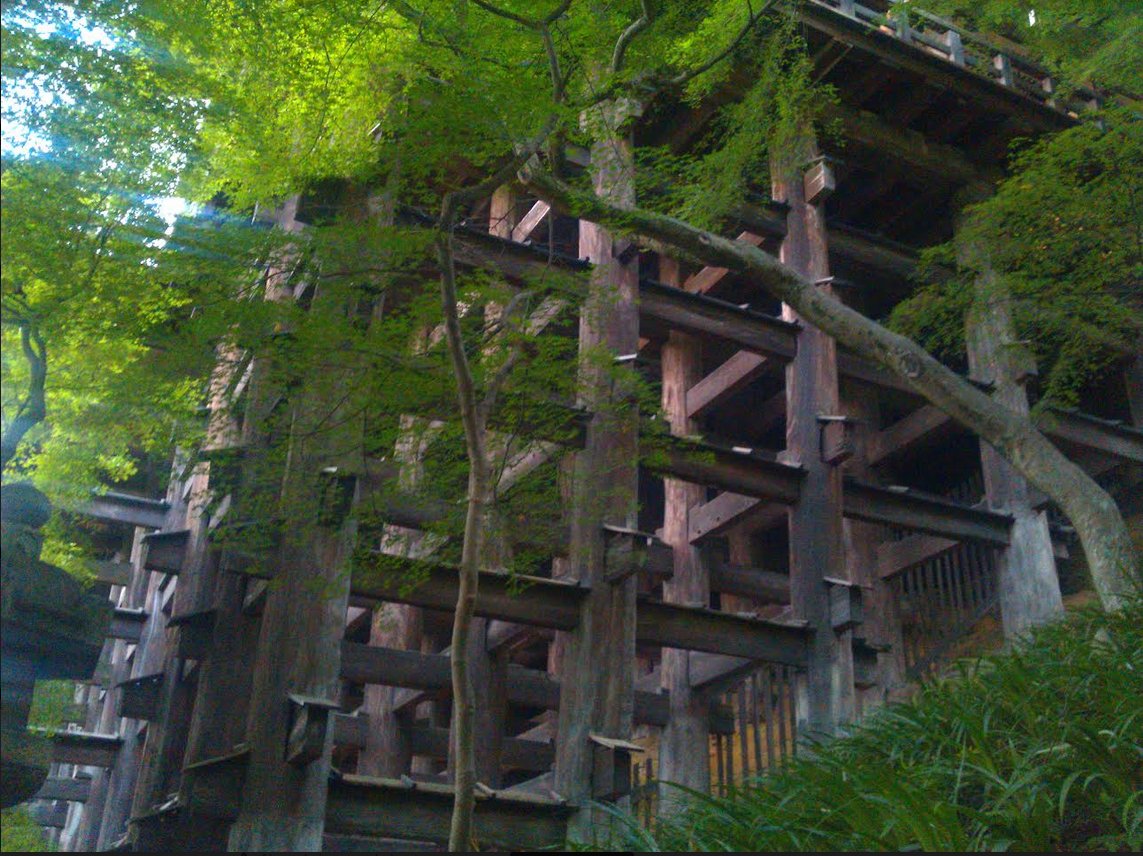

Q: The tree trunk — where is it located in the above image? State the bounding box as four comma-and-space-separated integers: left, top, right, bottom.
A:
435, 223, 491, 852
523, 170, 1140, 609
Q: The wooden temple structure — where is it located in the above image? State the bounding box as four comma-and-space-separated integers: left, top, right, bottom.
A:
16, 1, 1141, 851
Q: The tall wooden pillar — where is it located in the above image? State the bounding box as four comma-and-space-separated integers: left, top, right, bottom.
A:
774, 151, 855, 738
963, 240, 1063, 639
656, 257, 710, 796
225, 483, 357, 851
841, 390, 905, 707
227, 202, 362, 850
358, 604, 420, 777
127, 465, 212, 846
553, 108, 639, 838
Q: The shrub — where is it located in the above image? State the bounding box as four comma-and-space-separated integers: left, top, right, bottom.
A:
587, 600, 1142, 852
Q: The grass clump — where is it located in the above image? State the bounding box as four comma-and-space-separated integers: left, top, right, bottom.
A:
590, 600, 1142, 851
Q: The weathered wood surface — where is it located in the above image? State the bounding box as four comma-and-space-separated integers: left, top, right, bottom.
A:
49, 731, 122, 768
707, 556, 791, 603
35, 776, 92, 803
140, 529, 190, 575
869, 402, 1143, 468
689, 492, 786, 542
686, 350, 774, 419
351, 560, 585, 629
340, 642, 734, 733
878, 533, 959, 580
775, 148, 856, 737
511, 200, 551, 243
964, 239, 1063, 638
683, 232, 766, 294
107, 607, 147, 643
800, 0, 1078, 129
656, 257, 712, 794
358, 604, 421, 779
843, 479, 1011, 545
78, 491, 169, 530
325, 774, 573, 851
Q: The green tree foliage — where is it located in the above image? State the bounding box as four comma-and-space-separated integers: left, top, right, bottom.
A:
919, 0, 1142, 94
892, 112, 1142, 409
0, 807, 53, 852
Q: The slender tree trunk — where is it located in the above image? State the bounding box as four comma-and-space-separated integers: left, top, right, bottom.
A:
435, 223, 491, 852
522, 170, 1140, 609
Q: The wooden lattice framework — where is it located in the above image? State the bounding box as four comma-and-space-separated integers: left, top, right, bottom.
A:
21, 2, 1142, 851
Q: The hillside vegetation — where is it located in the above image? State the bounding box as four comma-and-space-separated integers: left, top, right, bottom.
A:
593, 601, 1142, 852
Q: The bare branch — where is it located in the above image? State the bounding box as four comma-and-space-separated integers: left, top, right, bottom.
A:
611, 0, 653, 74
666, 0, 774, 87
469, 0, 572, 28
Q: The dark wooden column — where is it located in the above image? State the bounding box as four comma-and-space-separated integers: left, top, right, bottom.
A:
841, 388, 905, 708
773, 151, 855, 738
358, 604, 420, 777
127, 466, 212, 846
226, 486, 358, 851
963, 239, 1063, 638
656, 257, 711, 796
226, 200, 362, 850
553, 110, 639, 837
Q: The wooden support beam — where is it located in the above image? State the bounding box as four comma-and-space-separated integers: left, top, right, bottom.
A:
683, 232, 765, 294
868, 402, 1140, 469
350, 558, 585, 630
325, 774, 574, 851
116, 673, 165, 721
50, 731, 122, 768
1038, 408, 1143, 465
339, 642, 736, 733
35, 776, 92, 803
687, 652, 759, 696
689, 492, 785, 542
485, 620, 550, 654
844, 479, 1011, 545
645, 439, 805, 505
636, 599, 809, 667
141, 529, 189, 574
734, 203, 928, 282
108, 607, 147, 643
798, 1, 1073, 131
408, 725, 554, 773
774, 141, 855, 737
29, 801, 69, 829
511, 201, 552, 243
334, 712, 554, 772
654, 439, 1011, 543
867, 404, 957, 465
94, 560, 133, 587
877, 533, 958, 580
686, 351, 772, 419
79, 491, 169, 530
822, 102, 992, 186
657, 260, 713, 794
639, 279, 799, 360
708, 558, 791, 603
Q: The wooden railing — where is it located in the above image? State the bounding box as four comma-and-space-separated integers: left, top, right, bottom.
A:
811, 0, 1103, 117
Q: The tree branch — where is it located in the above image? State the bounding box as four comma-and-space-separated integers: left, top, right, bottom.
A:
611, 0, 653, 74
521, 166, 1139, 608
2, 321, 48, 473
666, 0, 774, 87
